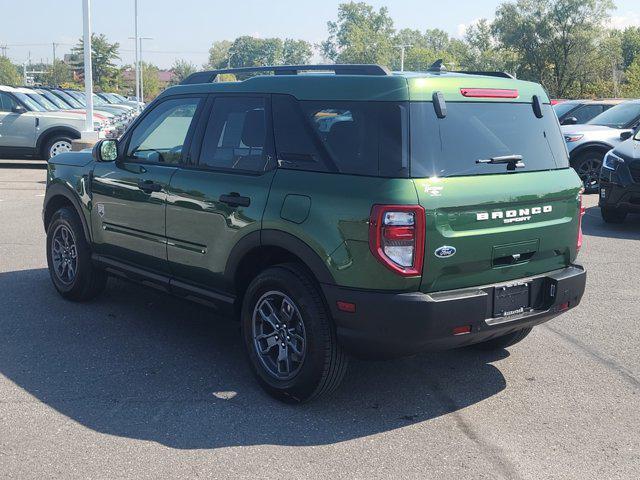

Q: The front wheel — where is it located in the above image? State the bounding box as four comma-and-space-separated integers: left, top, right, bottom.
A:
472, 327, 533, 351
43, 135, 73, 160
241, 263, 348, 403
46, 207, 107, 301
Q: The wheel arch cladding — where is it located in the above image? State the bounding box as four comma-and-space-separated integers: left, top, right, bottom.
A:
570, 142, 612, 163
225, 229, 336, 297
43, 184, 91, 241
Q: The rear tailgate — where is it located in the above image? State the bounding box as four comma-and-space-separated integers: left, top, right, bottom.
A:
414, 169, 582, 293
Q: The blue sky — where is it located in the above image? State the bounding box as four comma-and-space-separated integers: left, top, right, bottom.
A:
3, 0, 640, 69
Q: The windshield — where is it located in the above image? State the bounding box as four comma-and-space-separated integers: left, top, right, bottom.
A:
553, 102, 578, 117
12, 93, 45, 112
26, 93, 57, 111
92, 94, 108, 106
38, 90, 71, 109
101, 93, 118, 103
65, 90, 87, 106
113, 93, 127, 102
410, 102, 568, 177
587, 102, 640, 129
53, 90, 83, 108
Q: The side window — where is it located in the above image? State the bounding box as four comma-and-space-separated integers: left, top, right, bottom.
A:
573, 105, 604, 124
0, 93, 17, 112
198, 96, 270, 172
272, 95, 330, 172
302, 101, 379, 176
126, 97, 201, 164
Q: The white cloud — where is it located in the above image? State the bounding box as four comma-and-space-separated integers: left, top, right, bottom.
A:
608, 12, 640, 29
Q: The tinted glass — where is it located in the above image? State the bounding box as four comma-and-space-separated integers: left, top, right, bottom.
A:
298, 100, 408, 177
587, 102, 640, 128
27, 93, 57, 111
39, 91, 69, 109
0, 93, 18, 112
410, 102, 568, 178
53, 90, 83, 108
12, 93, 43, 111
553, 102, 578, 117
572, 105, 604, 124
127, 97, 200, 164
272, 95, 328, 172
198, 96, 269, 172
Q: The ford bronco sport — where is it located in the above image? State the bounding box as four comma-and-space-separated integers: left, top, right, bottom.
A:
43, 63, 587, 402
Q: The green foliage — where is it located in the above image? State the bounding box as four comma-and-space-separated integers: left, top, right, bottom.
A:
282, 39, 313, 65
141, 62, 161, 101
71, 33, 121, 90
44, 59, 72, 86
621, 27, 640, 69
169, 59, 197, 85
321, 2, 395, 65
0, 56, 21, 85
623, 58, 640, 97
207, 40, 233, 69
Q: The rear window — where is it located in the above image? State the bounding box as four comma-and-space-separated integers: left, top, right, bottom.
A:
410, 102, 568, 178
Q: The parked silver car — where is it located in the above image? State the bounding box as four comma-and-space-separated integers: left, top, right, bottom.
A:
562, 100, 640, 191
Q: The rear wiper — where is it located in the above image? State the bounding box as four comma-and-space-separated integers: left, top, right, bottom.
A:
476, 155, 525, 171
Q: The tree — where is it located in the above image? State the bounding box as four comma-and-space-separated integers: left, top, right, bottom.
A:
621, 27, 640, 69
462, 19, 518, 73
169, 59, 197, 85
623, 57, 640, 97
44, 59, 72, 86
321, 2, 395, 65
492, 0, 615, 98
141, 62, 161, 101
282, 39, 313, 65
207, 40, 233, 69
71, 33, 121, 90
0, 56, 21, 85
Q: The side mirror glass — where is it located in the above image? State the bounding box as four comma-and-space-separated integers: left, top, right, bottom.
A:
620, 131, 633, 141
11, 105, 26, 114
562, 116, 578, 125
93, 139, 118, 162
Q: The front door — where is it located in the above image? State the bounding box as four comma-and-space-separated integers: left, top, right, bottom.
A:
0, 93, 36, 148
166, 95, 276, 292
91, 96, 204, 274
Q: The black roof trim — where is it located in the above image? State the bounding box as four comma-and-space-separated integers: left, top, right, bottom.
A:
180, 64, 392, 85
453, 70, 515, 79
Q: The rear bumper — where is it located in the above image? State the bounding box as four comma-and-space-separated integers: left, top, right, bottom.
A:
322, 265, 586, 359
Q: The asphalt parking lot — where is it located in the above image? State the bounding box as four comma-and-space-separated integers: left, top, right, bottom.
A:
1, 161, 639, 480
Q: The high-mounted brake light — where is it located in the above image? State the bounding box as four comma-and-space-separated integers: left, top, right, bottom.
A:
460, 88, 519, 99
369, 205, 425, 277
577, 190, 586, 252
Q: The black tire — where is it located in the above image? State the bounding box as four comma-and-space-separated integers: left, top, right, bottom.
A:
472, 327, 533, 351
42, 135, 73, 160
46, 207, 107, 301
601, 206, 627, 224
241, 263, 348, 403
572, 151, 604, 194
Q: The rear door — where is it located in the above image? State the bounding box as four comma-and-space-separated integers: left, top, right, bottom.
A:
410, 101, 582, 293
91, 95, 204, 274
165, 94, 276, 292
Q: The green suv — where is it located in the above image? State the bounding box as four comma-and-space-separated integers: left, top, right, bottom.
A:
43, 64, 587, 402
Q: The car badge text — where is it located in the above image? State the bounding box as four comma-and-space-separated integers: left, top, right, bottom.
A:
476, 205, 553, 224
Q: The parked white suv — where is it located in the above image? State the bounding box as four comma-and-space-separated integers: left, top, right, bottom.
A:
0, 85, 105, 159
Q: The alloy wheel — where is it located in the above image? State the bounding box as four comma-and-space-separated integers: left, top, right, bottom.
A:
51, 224, 78, 285
252, 291, 307, 380
576, 158, 601, 190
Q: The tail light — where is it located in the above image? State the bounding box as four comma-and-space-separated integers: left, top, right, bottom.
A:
577, 190, 586, 252
460, 88, 519, 98
369, 205, 425, 277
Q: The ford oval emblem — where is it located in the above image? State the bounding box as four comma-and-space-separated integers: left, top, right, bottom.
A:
435, 246, 456, 258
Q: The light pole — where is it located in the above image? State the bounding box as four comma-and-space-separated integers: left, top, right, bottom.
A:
129, 36, 152, 103
133, 0, 140, 104
395, 44, 412, 72
82, 0, 95, 138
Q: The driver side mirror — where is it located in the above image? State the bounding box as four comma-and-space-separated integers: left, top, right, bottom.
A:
11, 105, 27, 114
561, 116, 578, 125
620, 131, 633, 141
92, 139, 118, 162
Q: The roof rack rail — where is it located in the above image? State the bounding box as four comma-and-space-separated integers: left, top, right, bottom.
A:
427, 59, 514, 79
180, 64, 391, 85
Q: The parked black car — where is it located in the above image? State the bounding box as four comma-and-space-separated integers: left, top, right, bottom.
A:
554, 99, 627, 126
599, 130, 640, 223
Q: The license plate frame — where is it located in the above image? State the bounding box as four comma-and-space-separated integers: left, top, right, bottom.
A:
493, 282, 531, 317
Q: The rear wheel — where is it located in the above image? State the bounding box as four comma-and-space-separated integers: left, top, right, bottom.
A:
43, 135, 73, 160
472, 327, 533, 351
46, 207, 107, 301
601, 206, 627, 224
573, 151, 604, 193
241, 263, 348, 403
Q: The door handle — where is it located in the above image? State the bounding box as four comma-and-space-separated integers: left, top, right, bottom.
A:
219, 192, 251, 207
137, 179, 162, 193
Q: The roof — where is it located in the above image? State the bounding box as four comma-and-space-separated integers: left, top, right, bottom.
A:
159, 69, 549, 104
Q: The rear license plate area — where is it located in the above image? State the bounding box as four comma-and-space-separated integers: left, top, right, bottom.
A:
493, 282, 530, 317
